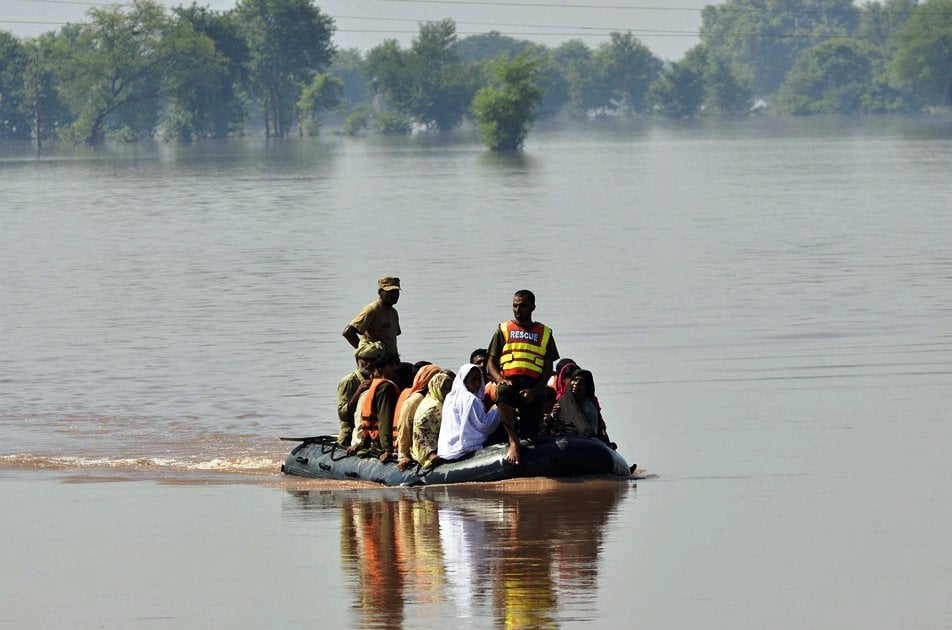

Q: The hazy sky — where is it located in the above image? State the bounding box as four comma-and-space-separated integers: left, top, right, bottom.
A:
1, 0, 719, 61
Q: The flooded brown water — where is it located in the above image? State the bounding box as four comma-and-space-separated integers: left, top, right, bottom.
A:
2, 116, 951, 628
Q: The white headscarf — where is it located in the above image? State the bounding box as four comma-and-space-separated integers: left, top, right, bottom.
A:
437, 363, 500, 460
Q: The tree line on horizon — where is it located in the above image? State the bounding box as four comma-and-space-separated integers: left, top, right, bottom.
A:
0, 0, 949, 149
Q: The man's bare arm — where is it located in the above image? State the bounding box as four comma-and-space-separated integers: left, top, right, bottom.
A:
487, 354, 508, 385
342, 325, 360, 348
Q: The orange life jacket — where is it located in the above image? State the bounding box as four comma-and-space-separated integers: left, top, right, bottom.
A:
498, 321, 552, 378
484, 381, 498, 403
360, 378, 397, 441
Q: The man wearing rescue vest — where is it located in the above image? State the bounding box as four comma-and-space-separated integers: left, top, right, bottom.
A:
487, 289, 559, 465
346, 350, 402, 462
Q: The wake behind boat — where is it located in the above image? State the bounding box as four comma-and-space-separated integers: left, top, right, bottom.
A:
281, 434, 637, 487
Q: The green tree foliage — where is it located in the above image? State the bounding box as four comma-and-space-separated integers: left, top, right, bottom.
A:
170, 4, 249, 140
373, 110, 413, 134
457, 31, 532, 61
554, 39, 593, 69
472, 53, 544, 151
328, 48, 370, 108
700, 0, 860, 97
21, 33, 73, 141
365, 39, 413, 113
564, 33, 661, 115
50, 0, 222, 144
523, 43, 570, 118
701, 51, 755, 115
774, 39, 875, 114
649, 56, 705, 119
596, 32, 663, 114
342, 103, 373, 135
0, 31, 69, 142
297, 73, 343, 135
408, 19, 478, 131
4, 0, 940, 146
0, 30, 31, 139
893, 0, 952, 106
563, 46, 603, 114
855, 0, 919, 113
859, 0, 918, 63
366, 20, 479, 132
236, 0, 335, 138
648, 44, 753, 118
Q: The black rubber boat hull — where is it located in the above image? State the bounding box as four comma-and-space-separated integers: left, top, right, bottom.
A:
281, 435, 633, 486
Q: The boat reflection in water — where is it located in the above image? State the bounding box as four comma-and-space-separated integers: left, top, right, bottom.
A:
287, 480, 633, 628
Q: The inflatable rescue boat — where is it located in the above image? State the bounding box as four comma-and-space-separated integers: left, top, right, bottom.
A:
281, 434, 635, 486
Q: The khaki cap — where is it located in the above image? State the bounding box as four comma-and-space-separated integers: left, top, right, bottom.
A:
378, 276, 401, 291
355, 340, 386, 360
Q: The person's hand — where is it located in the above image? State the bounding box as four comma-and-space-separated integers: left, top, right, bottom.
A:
378, 451, 392, 464
356, 379, 372, 394
345, 444, 359, 456
550, 402, 561, 415
397, 457, 412, 471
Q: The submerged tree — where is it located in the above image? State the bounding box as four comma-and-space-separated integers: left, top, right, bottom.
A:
170, 4, 249, 140
524, 43, 570, 118
0, 30, 31, 139
21, 33, 73, 143
562, 32, 661, 115
297, 73, 343, 135
366, 20, 479, 132
51, 0, 222, 144
405, 19, 475, 131
648, 55, 705, 118
893, 0, 952, 107
595, 32, 662, 114
328, 48, 370, 109
555, 40, 601, 115
700, 0, 860, 97
236, 0, 335, 137
365, 39, 412, 113
774, 39, 875, 114
472, 53, 544, 151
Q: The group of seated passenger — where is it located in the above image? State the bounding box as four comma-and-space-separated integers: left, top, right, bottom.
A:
335, 342, 613, 470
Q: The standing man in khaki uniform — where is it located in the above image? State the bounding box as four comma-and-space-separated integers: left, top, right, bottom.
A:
343, 276, 402, 354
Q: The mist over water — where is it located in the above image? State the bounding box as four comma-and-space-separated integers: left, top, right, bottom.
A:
2, 117, 951, 628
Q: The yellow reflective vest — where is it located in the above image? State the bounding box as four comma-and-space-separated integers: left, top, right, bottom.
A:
499, 321, 552, 378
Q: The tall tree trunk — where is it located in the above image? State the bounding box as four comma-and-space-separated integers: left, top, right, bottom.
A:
264, 96, 270, 139
29, 56, 42, 152
34, 94, 41, 152
86, 112, 106, 146
274, 88, 283, 138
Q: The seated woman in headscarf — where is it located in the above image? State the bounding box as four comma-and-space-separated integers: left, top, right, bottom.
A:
438, 363, 515, 462
394, 363, 442, 471
540, 361, 578, 435
549, 367, 615, 448
410, 371, 454, 468
544, 358, 577, 414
